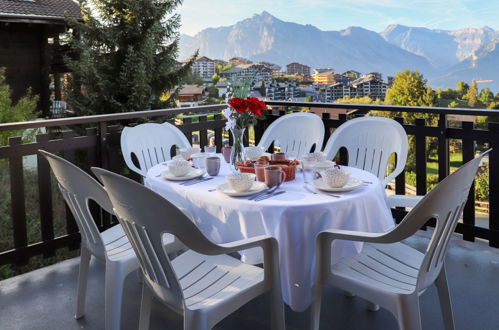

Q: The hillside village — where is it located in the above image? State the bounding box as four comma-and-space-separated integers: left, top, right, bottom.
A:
176, 55, 392, 107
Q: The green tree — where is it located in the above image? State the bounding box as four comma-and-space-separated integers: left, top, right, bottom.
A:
384, 70, 438, 171
385, 70, 435, 107
0, 68, 38, 146
479, 88, 494, 106
456, 81, 469, 99
65, 0, 193, 115
465, 80, 479, 108
448, 100, 459, 108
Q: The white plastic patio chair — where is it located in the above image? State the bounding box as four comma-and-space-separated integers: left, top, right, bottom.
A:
311, 150, 491, 330
322, 116, 422, 207
121, 122, 191, 177
39, 150, 176, 330
257, 112, 325, 157
92, 167, 285, 330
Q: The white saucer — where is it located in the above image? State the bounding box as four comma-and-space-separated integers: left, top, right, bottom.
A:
217, 181, 267, 197
312, 177, 363, 192
161, 168, 205, 181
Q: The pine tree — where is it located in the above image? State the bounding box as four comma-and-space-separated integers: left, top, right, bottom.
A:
466, 80, 479, 108
65, 0, 194, 115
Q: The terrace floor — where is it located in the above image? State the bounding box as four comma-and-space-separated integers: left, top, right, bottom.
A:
1, 230, 499, 330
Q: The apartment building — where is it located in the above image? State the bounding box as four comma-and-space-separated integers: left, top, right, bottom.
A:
286, 62, 311, 77
324, 72, 388, 102
191, 56, 216, 81
264, 81, 300, 100
222, 64, 273, 83
312, 69, 336, 85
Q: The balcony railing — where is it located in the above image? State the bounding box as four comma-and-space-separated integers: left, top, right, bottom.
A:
0, 101, 498, 273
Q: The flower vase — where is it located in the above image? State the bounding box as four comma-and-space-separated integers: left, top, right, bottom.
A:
230, 127, 246, 172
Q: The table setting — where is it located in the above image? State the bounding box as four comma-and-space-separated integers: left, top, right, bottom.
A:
145, 147, 394, 312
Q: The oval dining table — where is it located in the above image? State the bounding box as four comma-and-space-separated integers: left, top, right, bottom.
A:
145, 154, 395, 312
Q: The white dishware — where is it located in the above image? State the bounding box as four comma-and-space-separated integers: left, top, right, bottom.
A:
320, 168, 351, 188
312, 161, 336, 176
161, 168, 204, 181
204, 145, 217, 155
167, 159, 192, 177
304, 152, 326, 162
244, 146, 264, 161
217, 181, 267, 197
179, 147, 201, 160
226, 173, 256, 192
191, 153, 209, 169
312, 177, 363, 192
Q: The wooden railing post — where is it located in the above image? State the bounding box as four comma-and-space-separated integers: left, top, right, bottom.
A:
99, 121, 109, 169
488, 123, 499, 248
438, 114, 450, 182
462, 121, 476, 242
8, 136, 28, 265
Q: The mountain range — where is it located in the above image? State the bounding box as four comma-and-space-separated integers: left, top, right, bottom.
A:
179, 12, 499, 91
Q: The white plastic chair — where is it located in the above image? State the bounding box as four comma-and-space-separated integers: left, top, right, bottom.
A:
311, 150, 490, 330
121, 122, 191, 177
39, 150, 176, 330
92, 167, 285, 330
322, 116, 422, 207
257, 112, 325, 157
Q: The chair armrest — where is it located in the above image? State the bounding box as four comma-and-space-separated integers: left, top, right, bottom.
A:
216, 235, 276, 254
317, 228, 400, 245
386, 194, 423, 208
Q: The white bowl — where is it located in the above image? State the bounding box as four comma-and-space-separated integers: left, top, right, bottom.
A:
179, 147, 201, 160
245, 146, 264, 161
167, 159, 192, 177
304, 152, 327, 162
320, 168, 350, 188
226, 173, 256, 192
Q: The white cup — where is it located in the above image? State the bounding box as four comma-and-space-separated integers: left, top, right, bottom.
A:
167, 159, 192, 177
227, 173, 256, 192
320, 168, 350, 188
304, 152, 327, 162
179, 147, 201, 160
312, 161, 336, 178
204, 146, 217, 155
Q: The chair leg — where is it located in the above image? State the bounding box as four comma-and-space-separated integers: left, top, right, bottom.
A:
435, 267, 455, 330
270, 286, 286, 330
395, 295, 422, 330
75, 246, 91, 319
139, 284, 152, 330
310, 284, 323, 330
104, 263, 126, 330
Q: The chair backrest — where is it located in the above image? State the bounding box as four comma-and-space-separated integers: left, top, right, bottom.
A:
257, 112, 325, 157
390, 150, 490, 291
38, 150, 114, 260
322, 116, 408, 187
92, 167, 226, 311
121, 122, 191, 177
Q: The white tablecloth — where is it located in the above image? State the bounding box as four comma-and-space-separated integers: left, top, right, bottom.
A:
145, 155, 394, 312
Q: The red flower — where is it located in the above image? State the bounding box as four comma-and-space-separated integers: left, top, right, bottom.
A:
246, 97, 266, 116
228, 97, 248, 113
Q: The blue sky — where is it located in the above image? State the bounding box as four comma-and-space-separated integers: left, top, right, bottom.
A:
178, 0, 498, 35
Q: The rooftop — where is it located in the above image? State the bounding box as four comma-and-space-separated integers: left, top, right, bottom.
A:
0, 0, 80, 20
1, 231, 498, 329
